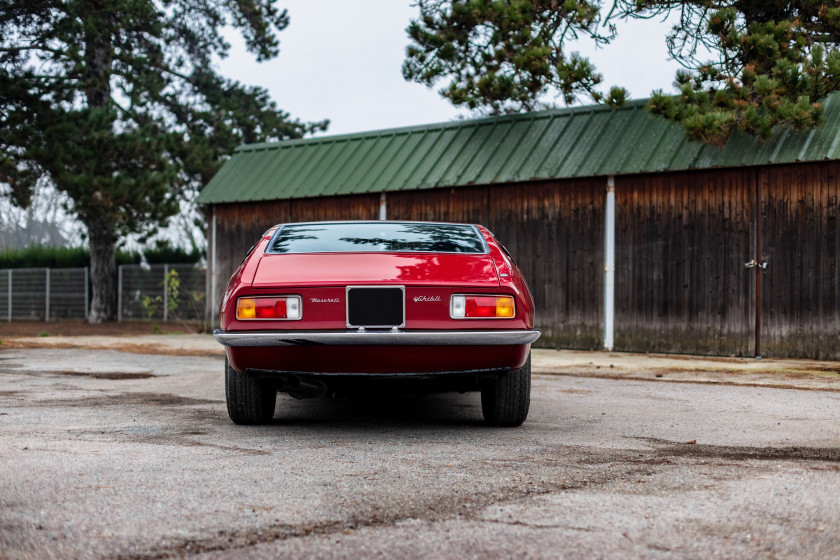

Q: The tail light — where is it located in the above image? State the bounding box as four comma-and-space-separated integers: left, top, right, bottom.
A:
237, 296, 301, 320
450, 295, 515, 319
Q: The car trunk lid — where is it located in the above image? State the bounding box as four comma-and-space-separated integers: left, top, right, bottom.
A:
251, 252, 500, 288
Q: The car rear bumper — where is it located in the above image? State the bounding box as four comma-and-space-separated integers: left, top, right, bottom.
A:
214, 329, 541, 347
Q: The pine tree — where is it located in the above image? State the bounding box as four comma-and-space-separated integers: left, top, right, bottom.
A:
0, 1, 327, 322
404, 1, 840, 145
403, 0, 629, 113
623, 0, 840, 145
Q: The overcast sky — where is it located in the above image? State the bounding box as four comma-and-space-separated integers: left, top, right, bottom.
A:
217, 1, 688, 137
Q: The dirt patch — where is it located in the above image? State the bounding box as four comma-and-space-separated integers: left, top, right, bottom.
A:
798, 364, 840, 374
26, 392, 220, 408
0, 320, 203, 338
651, 366, 840, 381
537, 371, 840, 393
123, 433, 272, 456
621, 352, 757, 364
639, 437, 840, 463
1, 337, 223, 358
9, 340, 221, 358
46, 370, 157, 380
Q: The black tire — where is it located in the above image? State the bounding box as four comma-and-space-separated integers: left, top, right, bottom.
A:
481, 351, 531, 427
225, 358, 276, 425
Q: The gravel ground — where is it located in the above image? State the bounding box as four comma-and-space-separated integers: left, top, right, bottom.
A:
1, 345, 839, 559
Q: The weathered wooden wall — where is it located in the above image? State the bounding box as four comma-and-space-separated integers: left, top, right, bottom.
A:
388, 179, 605, 348
613, 169, 754, 356
761, 162, 840, 359
207, 160, 840, 359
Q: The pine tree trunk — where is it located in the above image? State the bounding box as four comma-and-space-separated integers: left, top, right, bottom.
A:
87, 220, 117, 323
82, 12, 116, 324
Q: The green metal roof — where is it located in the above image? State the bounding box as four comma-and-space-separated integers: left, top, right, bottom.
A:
197, 94, 840, 204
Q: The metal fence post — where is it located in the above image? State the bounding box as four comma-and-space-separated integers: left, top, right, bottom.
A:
163, 264, 169, 322
117, 265, 123, 322
6, 269, 11, 322
45, 268, 50, 322
84, 267, 89, 318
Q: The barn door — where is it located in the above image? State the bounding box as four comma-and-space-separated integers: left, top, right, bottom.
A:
757, 163, 840, 360
614, 171, 754, 356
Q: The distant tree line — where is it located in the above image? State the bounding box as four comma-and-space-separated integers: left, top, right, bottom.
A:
0, 246, 202, 270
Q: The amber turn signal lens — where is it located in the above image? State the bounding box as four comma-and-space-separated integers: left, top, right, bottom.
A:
451, 295, 515, 318
236, 296, 301, 320
495, 297, 515, 317
237, 298, 257, 319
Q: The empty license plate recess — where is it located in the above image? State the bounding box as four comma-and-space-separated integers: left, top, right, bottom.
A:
346, 287, 405, 328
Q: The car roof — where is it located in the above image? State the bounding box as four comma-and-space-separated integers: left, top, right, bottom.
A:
271, 220, 481, 228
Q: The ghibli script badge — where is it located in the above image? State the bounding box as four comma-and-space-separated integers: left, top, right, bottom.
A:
413, 296, 441, 303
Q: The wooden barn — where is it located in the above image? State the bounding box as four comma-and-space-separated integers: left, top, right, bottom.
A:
196, 95, 840, 360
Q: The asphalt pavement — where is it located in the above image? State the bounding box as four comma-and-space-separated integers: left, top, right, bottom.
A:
1, 344, 839, 559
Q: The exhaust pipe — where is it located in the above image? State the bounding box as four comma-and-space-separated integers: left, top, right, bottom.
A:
283, 376, 328, 399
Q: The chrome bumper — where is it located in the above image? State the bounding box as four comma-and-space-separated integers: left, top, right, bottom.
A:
214, 329, 541, 347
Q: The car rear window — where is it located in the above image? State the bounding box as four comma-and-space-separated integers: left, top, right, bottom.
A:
266, 222, 487, 254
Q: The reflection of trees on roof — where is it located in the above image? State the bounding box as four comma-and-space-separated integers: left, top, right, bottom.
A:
337, 236, 470, 252
268, 223, 485, 253
267, 227, 320, 253
398, 224, 484, 253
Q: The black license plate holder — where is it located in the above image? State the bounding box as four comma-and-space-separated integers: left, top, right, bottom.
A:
346, 286, 405, 328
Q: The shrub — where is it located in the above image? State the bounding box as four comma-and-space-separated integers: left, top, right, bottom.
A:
0, 246, 203, 269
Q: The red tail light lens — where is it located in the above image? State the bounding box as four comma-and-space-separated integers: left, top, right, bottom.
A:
237, 296, 301, 320
450, 295, 515, 319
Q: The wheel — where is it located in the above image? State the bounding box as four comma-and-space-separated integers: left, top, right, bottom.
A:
225, 357, 276, 425
481, 351, 531, 427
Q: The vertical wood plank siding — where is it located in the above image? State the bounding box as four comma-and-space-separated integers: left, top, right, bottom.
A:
614, 169, 754, 355
761, 162, 840, 359
388, 180, 605, 348
209, 161, 840, 359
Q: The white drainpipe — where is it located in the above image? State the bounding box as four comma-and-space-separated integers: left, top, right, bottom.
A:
604, 176, 616, 351
379, 192, 387, 220
211, 209, 217, 328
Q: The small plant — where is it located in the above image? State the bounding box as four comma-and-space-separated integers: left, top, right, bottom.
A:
38, 331, 50, 337
140, 268, 204, 331
141, 269, 181, 320
151, 323, 163, 335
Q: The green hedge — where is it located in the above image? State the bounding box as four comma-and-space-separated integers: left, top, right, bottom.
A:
0, 246, 203, 269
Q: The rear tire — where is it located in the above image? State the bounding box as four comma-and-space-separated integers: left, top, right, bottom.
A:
225, 358, 276, 425
481, 351, 531, 427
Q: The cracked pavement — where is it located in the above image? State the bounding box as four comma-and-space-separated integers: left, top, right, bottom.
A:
1, 346, 839, 559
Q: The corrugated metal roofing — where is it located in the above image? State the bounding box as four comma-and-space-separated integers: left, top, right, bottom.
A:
197, 94, 840, 204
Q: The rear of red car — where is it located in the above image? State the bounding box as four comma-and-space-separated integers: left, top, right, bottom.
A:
215, 221, 539, 426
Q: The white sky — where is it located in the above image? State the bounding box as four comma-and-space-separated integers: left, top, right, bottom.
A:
217, 1, 688, 137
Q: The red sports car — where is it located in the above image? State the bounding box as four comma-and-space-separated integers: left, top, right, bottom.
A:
215, 221, 540, 426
